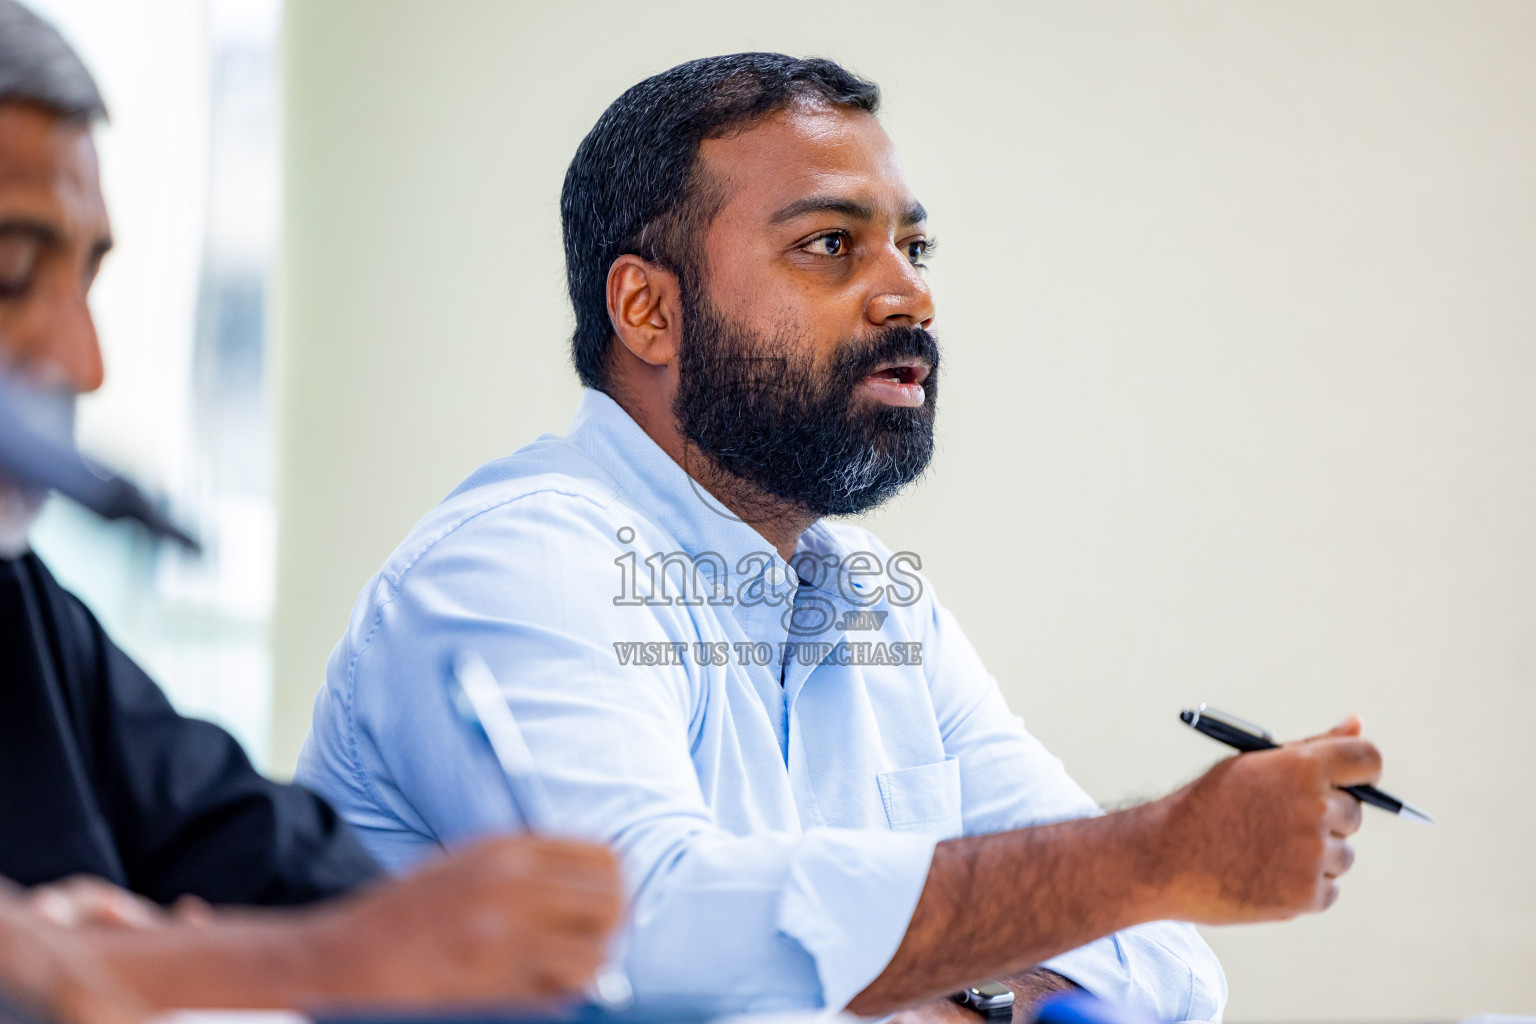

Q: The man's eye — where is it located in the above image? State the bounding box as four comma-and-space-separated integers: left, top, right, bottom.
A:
805, 233, 846, 257
0, 236, 40, 297
906, 238, 937, 267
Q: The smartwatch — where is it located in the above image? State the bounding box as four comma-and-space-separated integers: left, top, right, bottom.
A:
952, 981, 1014, 1021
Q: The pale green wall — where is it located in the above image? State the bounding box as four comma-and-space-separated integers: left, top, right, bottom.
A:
276, 2, 1536, 1018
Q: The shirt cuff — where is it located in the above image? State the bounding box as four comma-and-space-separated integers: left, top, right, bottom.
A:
776, 829, 938, 1012
1042, 925, 1225, 1024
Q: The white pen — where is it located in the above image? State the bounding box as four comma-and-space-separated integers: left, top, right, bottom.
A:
451, 651, 558, 826
448, 651, 635, 1010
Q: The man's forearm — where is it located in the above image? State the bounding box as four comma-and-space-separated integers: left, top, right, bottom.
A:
849, 802, 1173, 1016
79, 912, 340, 1010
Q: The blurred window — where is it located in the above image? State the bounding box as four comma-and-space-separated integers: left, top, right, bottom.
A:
28, 0, 283, 769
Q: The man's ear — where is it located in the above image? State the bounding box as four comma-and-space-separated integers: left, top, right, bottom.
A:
606, 255, 681, 368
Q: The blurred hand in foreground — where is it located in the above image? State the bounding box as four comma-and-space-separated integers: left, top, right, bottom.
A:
73, 835, 625, 1010
0, 884, 146, 1024
307, 835, 626, 1003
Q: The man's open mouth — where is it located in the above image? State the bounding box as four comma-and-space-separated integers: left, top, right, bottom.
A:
864, 360, 931, 386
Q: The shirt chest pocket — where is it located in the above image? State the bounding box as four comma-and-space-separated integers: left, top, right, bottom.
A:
876, 756, 963, 838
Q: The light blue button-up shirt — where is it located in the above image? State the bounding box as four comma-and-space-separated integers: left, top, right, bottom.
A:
296, 389, 1226, 1021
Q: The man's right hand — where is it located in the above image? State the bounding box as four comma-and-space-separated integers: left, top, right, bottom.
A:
307, 835, 624, 1004
853, 715, 1386, 1016
1155, 715, 1382, 924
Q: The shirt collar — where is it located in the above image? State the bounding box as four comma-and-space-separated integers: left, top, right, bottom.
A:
567, 389, 877, 678
567, 387, 796, 580
566, 386, 871, 577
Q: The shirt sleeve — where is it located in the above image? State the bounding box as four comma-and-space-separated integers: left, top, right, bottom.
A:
298, 497, 935, 1016
921, 595, 1228, 1023
40, 559, 381, 906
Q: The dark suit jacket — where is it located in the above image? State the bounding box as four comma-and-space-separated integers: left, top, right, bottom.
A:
0, 553, 379, 905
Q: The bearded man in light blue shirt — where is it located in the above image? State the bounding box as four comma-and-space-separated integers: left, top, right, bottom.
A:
297, 53, 1387, 1023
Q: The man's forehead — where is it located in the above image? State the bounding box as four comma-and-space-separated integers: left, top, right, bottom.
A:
697, 103, 921, 224
0, 103, 104, 203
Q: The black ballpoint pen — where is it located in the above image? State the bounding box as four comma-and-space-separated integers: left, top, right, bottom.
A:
1180, 704, 1434, 824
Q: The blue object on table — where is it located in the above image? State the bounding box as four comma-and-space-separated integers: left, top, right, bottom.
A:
0, 983, 59, 1024
1032, 990, 1165, 1024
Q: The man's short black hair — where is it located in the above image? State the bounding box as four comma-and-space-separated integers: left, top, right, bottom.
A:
0, 0, 108, 122
560, 52, 880, 392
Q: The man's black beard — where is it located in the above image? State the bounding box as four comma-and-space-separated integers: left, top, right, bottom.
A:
673, 292, 940, 519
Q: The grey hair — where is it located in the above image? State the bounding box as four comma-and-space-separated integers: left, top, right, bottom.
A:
0, 0, 106, 121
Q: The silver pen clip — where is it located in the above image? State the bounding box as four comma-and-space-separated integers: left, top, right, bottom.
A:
1192, 703, 1276, 742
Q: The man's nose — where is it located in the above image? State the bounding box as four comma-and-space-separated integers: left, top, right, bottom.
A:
865, 247, 936, 330
38, 286, 105, 394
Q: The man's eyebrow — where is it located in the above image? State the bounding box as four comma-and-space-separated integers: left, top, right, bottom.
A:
768, 194, 929, 228
770, 195, 875, 225
0, 218, 112, 262
0, 217, 61, 244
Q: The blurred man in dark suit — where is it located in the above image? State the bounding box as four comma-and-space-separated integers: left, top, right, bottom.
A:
0, 3, 622, 1019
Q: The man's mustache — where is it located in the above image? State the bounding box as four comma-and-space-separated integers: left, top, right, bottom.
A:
833, 325, 942, 383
